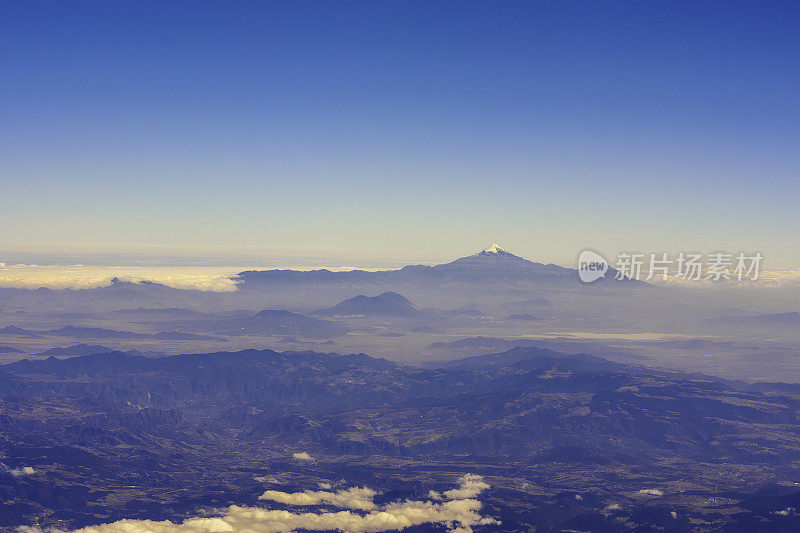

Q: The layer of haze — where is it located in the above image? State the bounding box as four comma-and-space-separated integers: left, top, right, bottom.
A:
1, 1, 798, 266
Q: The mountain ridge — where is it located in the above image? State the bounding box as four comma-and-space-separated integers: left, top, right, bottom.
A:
4, 346, 800, 531
235, 245, 643, 288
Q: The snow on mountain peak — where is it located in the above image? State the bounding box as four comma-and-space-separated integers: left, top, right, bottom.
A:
482, 243, 504, 254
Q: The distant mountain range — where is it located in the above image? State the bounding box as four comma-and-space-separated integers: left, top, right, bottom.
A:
506, 313, 540, 321
34, 343, 116, 357
428, 336, 546, 353
236, 244, 641, 288
195, 309, 347, 338
0, 325, 226, 342
31, 344, 154, 358
0, 345, 23, 354
719, 311, 800, 325
425, 335, 646, 364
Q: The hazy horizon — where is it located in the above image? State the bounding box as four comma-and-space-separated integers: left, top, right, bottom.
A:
3, 1, 799, 266
2, 244, 800, 292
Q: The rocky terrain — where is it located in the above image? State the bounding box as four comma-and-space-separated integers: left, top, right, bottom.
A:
3, 346, 800, 531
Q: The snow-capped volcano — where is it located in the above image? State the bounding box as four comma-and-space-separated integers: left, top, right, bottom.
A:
238, 243, 643, 287
476, 243, 517, 257
425, 243, 573, 280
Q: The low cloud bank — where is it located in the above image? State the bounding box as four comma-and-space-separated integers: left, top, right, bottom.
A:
0, 263, 397, 292
0, 265, 242, 292
18, 474, 498, 533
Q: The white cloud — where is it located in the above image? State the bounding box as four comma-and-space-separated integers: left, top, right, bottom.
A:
442, 474, 490, 500
0, 265, 242, 292
2, 463, 35, 477
25, 474, 498, 533
291, 452, 315, 462
7, 465, 35, 477
259, 486, 378, 511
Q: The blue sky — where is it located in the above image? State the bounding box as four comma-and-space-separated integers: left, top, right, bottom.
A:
1, 1, 798, 267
